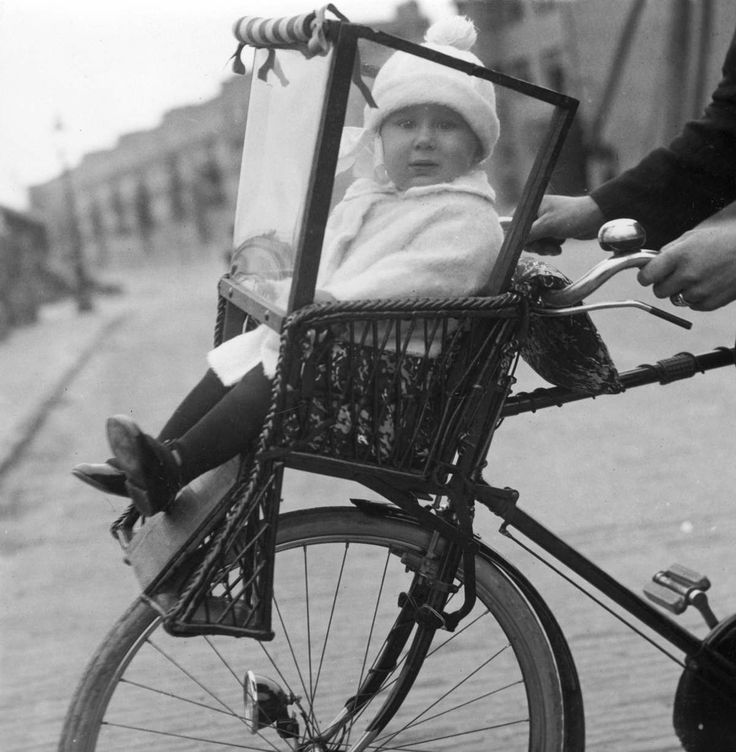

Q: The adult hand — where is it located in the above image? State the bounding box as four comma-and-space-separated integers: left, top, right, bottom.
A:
525, 195, 605, 255
637, 213, 736, 310
637, 202, 736, 310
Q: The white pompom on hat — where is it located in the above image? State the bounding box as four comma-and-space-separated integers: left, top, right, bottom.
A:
363, 16, 500, 162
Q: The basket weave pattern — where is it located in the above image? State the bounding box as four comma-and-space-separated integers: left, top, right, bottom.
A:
159, 294, 525, 638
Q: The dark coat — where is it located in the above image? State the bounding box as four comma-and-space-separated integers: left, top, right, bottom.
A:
592, 28, 736, 249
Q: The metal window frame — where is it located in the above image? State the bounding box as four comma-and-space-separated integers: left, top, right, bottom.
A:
223, 20, 579, 330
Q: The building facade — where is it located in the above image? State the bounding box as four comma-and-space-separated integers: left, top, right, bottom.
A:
458, 0, 736, 187
29, 0, 736, 280
0, 205, 54, 337
30, 76, 251, 275
28, 4, 429, 279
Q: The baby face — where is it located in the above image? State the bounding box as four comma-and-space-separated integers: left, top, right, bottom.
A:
380, 104, 481, 190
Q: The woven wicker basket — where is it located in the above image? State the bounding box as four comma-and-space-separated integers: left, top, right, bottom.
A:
113, 290, 526, 639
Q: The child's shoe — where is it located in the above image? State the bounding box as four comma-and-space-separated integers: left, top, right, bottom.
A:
72, 459, 128, 497
106, 415, 183, 517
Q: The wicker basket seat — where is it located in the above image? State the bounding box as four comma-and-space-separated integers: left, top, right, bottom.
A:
115, 291, 526, 639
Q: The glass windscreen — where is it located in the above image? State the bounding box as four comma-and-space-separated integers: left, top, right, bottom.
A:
230, 46, 334, 308
230, 30, 575, 319
326, 38, 571, 293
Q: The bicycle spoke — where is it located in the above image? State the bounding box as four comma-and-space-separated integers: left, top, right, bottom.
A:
380, 717, 530, 750
257, 639, 301, 707
373, 678, 526, 751
302, 546, 314, 703
373, 644, 511, 746
118, 676, 240, 718
298, 544, 321, 738
423, 609, 491, 658
148, 635, 295, 752
357, 548, 394, 690
146, 638, 244, 720
346, 548, 394, 745
412, 678, 525, 728
271, 596, 317, 723
205, 635, 246, 688
348, 607, 496, 741
311, 541, 350, 707
101, 719, 274, 749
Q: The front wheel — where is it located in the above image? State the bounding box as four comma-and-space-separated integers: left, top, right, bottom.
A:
60, 505, 579, 751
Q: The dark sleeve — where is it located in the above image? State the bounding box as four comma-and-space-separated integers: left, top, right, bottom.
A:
591, 28, 736, 249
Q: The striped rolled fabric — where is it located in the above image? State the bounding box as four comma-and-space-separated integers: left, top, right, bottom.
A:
232, 13, 315, 47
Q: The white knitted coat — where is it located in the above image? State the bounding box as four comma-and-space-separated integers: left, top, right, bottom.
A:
207, 170, 503, 386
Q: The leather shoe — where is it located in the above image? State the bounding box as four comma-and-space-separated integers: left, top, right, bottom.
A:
106, 415, 183, 517
72, 462, 128, 497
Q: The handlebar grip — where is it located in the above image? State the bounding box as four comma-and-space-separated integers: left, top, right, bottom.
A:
233, 13, 315, 47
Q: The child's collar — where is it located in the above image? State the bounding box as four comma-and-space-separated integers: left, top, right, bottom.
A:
342, 169, 496, 204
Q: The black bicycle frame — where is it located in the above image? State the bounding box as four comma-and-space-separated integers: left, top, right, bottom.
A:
479, 345, 736, 680
502, 346, 735, 417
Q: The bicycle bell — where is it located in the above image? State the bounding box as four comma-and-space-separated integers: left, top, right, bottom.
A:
598, 218, 646, 254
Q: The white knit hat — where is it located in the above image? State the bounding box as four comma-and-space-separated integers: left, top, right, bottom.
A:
363, 16, 500, 162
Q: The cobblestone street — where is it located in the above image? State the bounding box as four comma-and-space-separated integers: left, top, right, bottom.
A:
1, 248, 735, 751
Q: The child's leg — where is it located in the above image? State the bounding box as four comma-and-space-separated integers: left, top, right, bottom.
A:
72, 368, 230, 497
157, 368, 231, 443
107, 364, 272, 515
172, 364, 272, 484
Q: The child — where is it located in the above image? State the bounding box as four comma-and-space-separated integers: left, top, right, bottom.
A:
73, 16, 504, 517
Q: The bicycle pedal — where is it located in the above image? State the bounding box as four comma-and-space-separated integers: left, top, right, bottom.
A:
643, 563, 718, 628
656, 563, 710, 592
643, 581, 687, 615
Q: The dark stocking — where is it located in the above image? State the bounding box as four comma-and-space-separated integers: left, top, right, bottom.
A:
103, 369, 226, 470
157, 368, 229, 443
170, 364, 272, 484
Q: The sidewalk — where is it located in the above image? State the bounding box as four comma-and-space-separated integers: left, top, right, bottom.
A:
0, 291, 131, 477
0, 257, 226, 480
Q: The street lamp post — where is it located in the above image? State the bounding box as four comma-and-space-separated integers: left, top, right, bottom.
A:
55, 117, 93, 313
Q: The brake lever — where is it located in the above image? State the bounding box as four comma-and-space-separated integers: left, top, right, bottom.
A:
531, 300, 692, 329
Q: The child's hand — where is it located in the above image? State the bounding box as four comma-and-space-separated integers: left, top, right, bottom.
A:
314, 289, 337, 303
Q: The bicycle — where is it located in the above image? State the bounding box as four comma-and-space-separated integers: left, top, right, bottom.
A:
59, 11, 736, 752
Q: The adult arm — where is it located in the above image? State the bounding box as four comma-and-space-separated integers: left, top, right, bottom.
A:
591, 28, 736, 249
528, 28, 736, 250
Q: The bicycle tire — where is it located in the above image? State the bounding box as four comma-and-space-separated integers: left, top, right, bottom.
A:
60, 505, 576, 751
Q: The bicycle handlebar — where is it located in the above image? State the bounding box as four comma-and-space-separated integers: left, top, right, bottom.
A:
501, 217, 692, 329
539, 249, 657, 307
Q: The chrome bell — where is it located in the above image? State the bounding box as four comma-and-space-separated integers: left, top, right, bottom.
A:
598, 218, 646, 254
